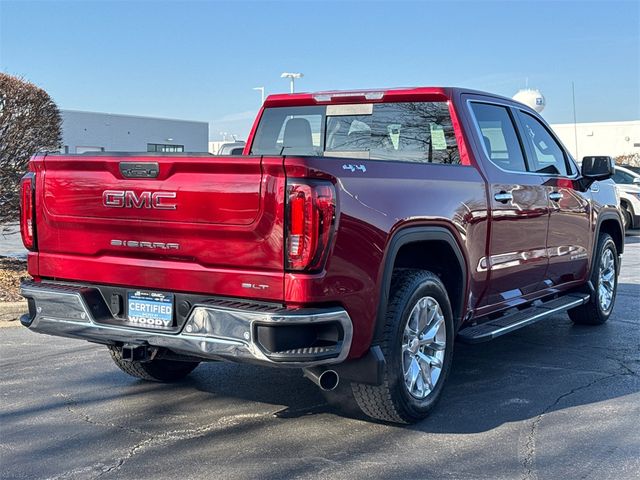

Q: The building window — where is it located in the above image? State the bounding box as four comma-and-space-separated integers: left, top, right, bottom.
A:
147, 143, 184, 153
76, 146, 105, 154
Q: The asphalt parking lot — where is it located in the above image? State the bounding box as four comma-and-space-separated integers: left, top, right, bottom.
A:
1, 234, 638, 480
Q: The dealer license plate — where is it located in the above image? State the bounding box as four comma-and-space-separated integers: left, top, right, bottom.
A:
127, 290, 174, 329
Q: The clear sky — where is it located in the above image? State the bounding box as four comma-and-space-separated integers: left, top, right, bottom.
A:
1, 0, 638, 140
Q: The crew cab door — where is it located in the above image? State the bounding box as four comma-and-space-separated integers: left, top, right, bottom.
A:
466, 100, 550, 310
513, 110, 591, 287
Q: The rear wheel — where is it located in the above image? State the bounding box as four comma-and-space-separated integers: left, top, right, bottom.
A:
568, 233, 618, 325
351, 269, 454, 424
108, 346, 200, 382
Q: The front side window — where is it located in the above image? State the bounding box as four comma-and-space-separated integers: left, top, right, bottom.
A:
470, 102, 527, 172
516, 111, 569, 176
250, 102, 460, 164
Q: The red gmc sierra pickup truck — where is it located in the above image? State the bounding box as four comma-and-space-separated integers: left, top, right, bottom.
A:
20, 87, 623, 423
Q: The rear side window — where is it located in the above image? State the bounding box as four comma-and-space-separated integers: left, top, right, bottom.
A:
516, 111, 569, 176
250, 102, 460, 164
470, 103, 527, 172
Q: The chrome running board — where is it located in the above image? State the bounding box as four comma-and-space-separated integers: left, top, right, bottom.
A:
458, 293, 590, 344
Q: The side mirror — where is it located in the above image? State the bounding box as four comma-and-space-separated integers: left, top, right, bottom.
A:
581, 156, 615, 181
633, 177, 640, 185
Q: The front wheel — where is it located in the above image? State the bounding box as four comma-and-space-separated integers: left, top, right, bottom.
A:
351, 269, 454, 424
568, 233, 619, 325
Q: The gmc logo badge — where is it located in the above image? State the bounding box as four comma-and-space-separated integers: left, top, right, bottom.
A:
102, 190, 177, 210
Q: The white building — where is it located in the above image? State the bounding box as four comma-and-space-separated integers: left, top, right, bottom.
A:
550, 120, 640, 161
61, 110, 209, 154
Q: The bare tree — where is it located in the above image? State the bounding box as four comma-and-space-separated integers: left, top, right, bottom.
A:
0, 73, 62, 221
615, 153, 640, 167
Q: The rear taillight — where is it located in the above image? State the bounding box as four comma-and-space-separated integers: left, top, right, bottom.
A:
285, 180, 336, 271
20, 173, 36, 250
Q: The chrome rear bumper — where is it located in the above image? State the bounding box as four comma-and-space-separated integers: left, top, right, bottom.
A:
20, 281, 352, 367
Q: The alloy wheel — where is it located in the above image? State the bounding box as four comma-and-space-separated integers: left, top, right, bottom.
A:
401, 296, 447, 400
598, 248, 615, 312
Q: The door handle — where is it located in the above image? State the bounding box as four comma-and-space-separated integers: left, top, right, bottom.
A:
494, 192, 513, 203
549, 192, 563, 202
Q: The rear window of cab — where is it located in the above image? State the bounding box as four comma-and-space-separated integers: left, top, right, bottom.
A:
250, 102, 460, 164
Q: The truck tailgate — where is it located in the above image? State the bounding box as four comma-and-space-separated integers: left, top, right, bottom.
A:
34, 154, 286, 301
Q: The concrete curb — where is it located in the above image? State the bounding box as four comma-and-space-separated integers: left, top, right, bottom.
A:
0, 301, 27, 326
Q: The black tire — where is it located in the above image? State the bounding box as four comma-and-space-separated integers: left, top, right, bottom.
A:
351, 269, 454, 424
568, 233, 618, 325
621, 204, 632, 232
108, 346, 200, 382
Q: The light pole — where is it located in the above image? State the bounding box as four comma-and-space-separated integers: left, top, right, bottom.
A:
253, 86, 265, 104
281, 72, 303, 93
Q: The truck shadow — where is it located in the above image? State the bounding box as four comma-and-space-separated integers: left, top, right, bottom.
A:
181, 298, 639, 433
3, 288, 636, 436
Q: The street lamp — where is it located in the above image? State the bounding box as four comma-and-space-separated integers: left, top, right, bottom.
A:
281, 72, 303, 93
253, 86, 265, 104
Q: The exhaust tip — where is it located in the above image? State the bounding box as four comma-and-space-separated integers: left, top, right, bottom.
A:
318, 370, 339, 391
304, 367, 339, 391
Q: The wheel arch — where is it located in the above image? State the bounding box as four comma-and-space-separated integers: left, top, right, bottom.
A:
372, 226, 468, 344
595, 211, 624, 262
619, 199, 635, 228
619, 198, 632, 213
